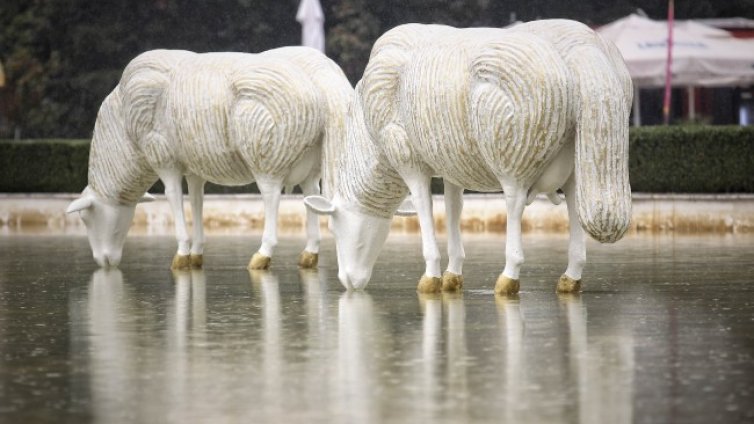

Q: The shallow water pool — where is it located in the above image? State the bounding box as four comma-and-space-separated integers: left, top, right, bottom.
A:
1, 232, 753, 423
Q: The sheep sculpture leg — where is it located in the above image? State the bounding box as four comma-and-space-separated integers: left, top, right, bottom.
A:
559, 175, 586, 293
298, 174, 321, 269
442, 181, 465, 292
401, 171, 442, 294
249, 178, 283, 270
160, 170, 192, 270
496, 183, 528, 296
186, 174, 206, 269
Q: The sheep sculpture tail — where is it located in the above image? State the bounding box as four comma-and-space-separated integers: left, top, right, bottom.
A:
571, 43, 633, 243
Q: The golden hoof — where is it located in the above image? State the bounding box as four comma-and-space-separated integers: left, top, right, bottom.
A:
189, 254, 203, 269
442, 271, 464, 292
298, 251, 318, 268
417, 275, 442, 294
171, 254, 191, 270
556, 275, 581, 293
495, 275, 520, 296
248, 253, 271, 270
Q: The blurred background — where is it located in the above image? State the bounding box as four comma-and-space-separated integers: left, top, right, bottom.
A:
1, 0, 752, 196
2, 0, 754, 139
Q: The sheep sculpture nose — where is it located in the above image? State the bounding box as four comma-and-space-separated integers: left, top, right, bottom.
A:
339, 269, 371, 291
94, 252, 121, 268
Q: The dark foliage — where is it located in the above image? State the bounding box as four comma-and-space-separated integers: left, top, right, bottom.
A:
2, 1, 753, 138
3, 126, 753, 193
629, 126, 754, 192
0, 139, 89, 192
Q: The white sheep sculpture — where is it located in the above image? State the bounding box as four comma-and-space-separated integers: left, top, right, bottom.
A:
305, 20, 633, 295
67, 47, 352, 270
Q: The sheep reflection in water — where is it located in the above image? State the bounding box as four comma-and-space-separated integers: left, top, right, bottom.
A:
71, 267, 635, 422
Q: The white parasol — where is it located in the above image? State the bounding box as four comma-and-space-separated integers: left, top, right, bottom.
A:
598, 14, 754, 88
296, 0, 325, 53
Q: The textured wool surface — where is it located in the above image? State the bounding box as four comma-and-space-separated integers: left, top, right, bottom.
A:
88, 47, 352, 204
342, 21, 632, 242
512, 20, 633, 242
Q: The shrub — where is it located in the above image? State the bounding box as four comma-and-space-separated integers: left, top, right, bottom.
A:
0, 139, 258, 194
629, 126, 754, 193
0, 139, 89, 192
1, 126, 753, 194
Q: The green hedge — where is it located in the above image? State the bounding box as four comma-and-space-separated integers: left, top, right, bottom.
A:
628, 126, 754, 193
2, 126, 753, 194
0, 139, 258, 194
0, 139, 90, 193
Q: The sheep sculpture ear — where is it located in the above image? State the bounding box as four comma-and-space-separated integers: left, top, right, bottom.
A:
66, 197, 93, 214
138, 192, 156, 203
394, 198, 417, 216
304, 195, 336, 215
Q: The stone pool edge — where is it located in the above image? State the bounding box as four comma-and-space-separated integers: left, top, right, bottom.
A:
1, 193, 753, 234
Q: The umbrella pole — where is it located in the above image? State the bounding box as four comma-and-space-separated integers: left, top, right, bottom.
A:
688, 87, 695, 121
663, 0, 675, 125
633, 86, 641, 127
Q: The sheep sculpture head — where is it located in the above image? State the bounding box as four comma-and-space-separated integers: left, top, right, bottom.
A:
67, 186, 155, 268
304, 195, 415, 290
305, 73, 419, 290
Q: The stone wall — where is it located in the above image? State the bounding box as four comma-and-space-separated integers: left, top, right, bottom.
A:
1, 193, 752, 235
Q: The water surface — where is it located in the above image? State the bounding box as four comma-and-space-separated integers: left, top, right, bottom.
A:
1, 233, 753, 423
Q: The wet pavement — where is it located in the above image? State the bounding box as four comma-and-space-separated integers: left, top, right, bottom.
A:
0, 232, 753, 423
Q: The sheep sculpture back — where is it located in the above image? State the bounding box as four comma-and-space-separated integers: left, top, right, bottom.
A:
68, 47, 352, 270
305, 20, 633, 294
